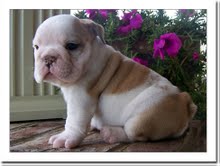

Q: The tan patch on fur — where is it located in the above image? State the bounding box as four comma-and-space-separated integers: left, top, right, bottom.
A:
104, 55, 150, 94
87, 52, 122, 97
125, 92, 196, 141
87, 52, 150, 96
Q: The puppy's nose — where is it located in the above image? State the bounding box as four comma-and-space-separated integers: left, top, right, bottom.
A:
43, 55, 57, 68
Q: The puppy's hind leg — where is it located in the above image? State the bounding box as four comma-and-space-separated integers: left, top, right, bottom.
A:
124, 115, 151, 142
100, 126, 130, 144
100, 115, 150, 144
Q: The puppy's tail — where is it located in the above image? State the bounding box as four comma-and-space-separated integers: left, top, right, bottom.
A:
180, 92, 197, 119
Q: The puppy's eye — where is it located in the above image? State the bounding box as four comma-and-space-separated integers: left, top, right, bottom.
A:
65, 43, 79, 51
34, 45, 39, 50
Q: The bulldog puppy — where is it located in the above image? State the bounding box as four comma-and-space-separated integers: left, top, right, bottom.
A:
33, 14, 197, 149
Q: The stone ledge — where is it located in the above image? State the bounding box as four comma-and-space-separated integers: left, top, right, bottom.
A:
10, 120, 206, 152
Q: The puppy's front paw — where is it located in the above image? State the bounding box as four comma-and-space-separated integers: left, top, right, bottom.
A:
48, 131, 81, 149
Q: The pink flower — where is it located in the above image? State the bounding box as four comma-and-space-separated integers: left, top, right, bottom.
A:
192, 52, 199, 61
85, 10, 98, 19
99, 10, 108, 18
85, 9, 116, 19
117, 25, 132, 34
122, 10, 137, 22
153, 33, 182, 60
130, 14, 143, 29
132, 57, 148, 66
117, 10, 143, 35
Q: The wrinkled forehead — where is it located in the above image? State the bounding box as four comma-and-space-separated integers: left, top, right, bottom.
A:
33, 15, 82, 43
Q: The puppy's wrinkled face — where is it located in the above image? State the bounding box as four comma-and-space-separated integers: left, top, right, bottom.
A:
33, 15, 102, 86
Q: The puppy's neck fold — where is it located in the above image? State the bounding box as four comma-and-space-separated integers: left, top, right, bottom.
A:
87, 52, 122, 97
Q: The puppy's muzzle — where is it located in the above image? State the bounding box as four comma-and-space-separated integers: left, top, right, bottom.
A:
43, 55, 57, 68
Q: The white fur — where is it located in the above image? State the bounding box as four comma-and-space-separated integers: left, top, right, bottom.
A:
92, 70, 179, 129
48, 85, 97, 148
61, 86, 96, 134
33, 15, 186, 149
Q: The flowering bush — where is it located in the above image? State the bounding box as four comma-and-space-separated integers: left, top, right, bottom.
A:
75, 9, 207, 120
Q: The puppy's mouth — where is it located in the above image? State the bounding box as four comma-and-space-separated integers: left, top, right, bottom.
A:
42, 65, 59, 82
35, 57, 75, 85
41, 64, 73, 85
44, 70, 54, 80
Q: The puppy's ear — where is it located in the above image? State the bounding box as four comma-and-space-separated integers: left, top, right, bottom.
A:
80, 19, 105, 44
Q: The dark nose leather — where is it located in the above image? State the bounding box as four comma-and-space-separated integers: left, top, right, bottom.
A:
43, 56, 57, 68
